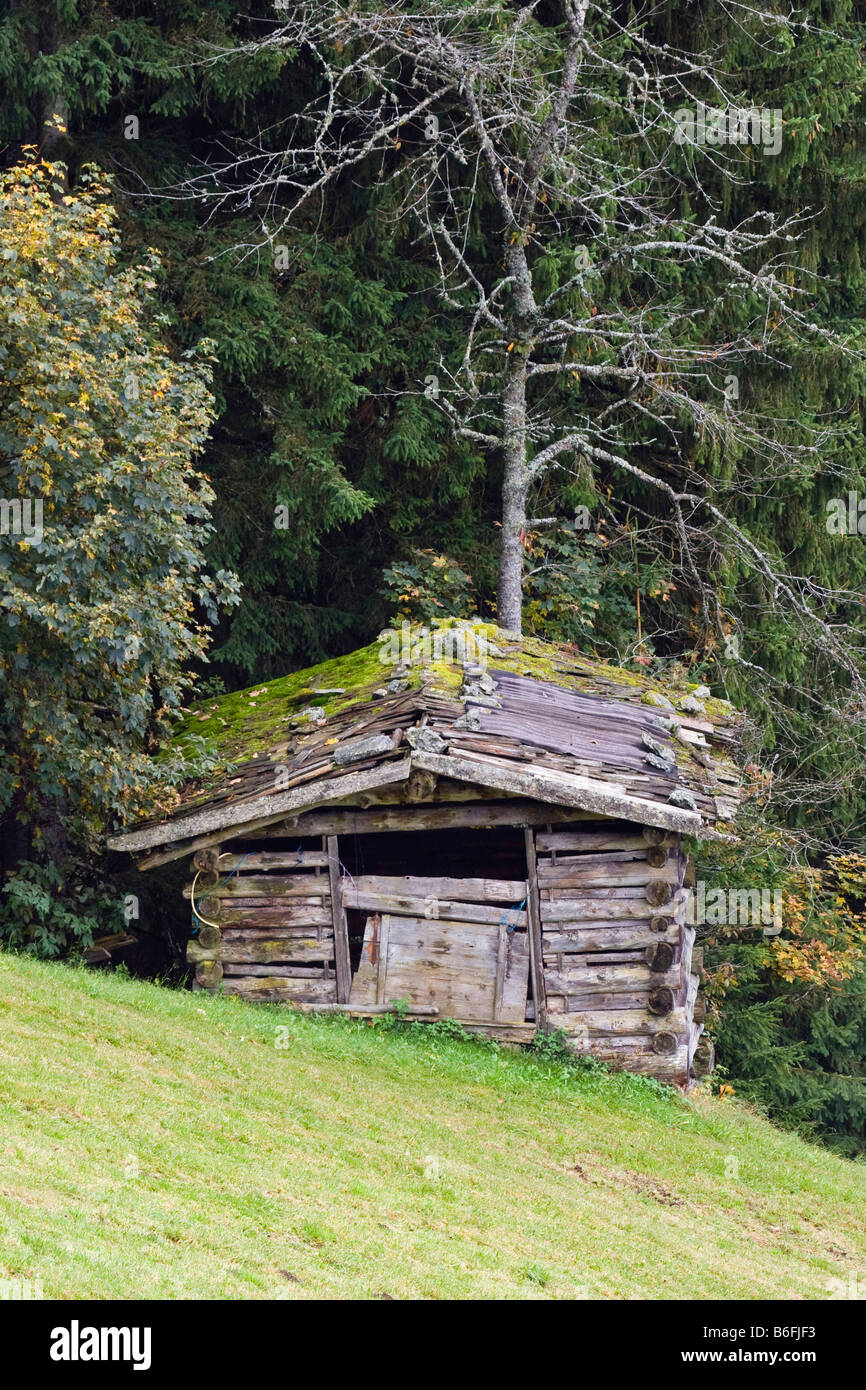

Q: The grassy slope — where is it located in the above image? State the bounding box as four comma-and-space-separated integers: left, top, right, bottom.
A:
0, 952, 864, 1301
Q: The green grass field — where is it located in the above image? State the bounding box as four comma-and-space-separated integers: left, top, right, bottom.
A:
0, 950, 864, 1300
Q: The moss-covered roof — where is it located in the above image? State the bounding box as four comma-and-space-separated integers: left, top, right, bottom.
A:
110, 620, 743, 857
172, 621, 737, 766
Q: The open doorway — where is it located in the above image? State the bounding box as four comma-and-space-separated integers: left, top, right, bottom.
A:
334, 827, 531, 1024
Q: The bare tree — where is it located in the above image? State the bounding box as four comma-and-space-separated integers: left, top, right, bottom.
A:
172, 0, 866, 814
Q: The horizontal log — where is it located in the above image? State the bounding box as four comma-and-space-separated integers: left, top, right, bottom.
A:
184, 875, 329, 900
645, 880, 674, 907
540, 899, 655, 921
648, 986, 676, 1016
538, 861, 680, 889
222, 964, 332, 977
275, 1001, 440, 1016
535, 831, 670, 853
544, 1015, 669, 1047
279, 801, 588, 836
220, 925, 331, 940
545, 1006, 687, 1035
187, 937, 334, 965
202, 904, 332, 928
544, 947, 649, 967
645, 846, 670, 868
448, 1020, 536, 1042
342, 889, 527, 927
543, 963, 681, 994
543, 885, 648, 901
549, 990, 660, 1012
192, 895, 221, 922
411, 750, 705, 835
117, 758, 413, 858
537, 848, 647, 867
215, 851, 330, 870
542, 924, 679, 953
350, 874, 527, 904
219, 976, 337, 1003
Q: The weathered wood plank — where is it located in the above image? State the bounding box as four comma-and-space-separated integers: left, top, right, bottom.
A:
216, 851, 330, 870
348, 913, 381, 1009
221, 925, 332, 939
350, 874, 527, 904
541, 885, 648, 902
118, 759, 413, 860
536, 828, 668, 851
200, 904, 331, 927
184, 875, 330, 900
411, 750, 706, 835
187, 937, 333, 965
551, 990, 659, 1012
543, 963, 682, 994
498, 928, 530, 1024
219, 976, 337, 1003
222, 964, 333, 977
291, 1002, 440, 1016
327, 835, 352, 1004
536, 848, 648, 868
375, 915, 391, 1007
449, 1020, 537, 1042
342, 890, 527, 927
544, 1006, 688, 1034
537, 861, 679, 889
543, 947, 647, 966
276, 803, 597, 836
493, 925, 507, 1021
540, 899, 655, 922
542, 924, 679, 953
524, 828, 547, 1030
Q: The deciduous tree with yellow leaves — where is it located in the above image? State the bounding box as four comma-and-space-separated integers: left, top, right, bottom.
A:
0, 158, 238, 951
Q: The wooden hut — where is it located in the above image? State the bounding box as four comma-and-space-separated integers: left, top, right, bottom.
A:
108, 622, 742, 1086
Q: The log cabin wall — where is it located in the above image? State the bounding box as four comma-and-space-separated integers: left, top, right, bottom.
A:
184, 842, 342, 1007
183, 812, 708, 1086
533, 825, 700, 1085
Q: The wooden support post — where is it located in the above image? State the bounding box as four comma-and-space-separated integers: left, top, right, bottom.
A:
493, 924, 508, 1021
326, 835, 352, 1004
375, 916, 391, 1005
524, 827, 547, 1031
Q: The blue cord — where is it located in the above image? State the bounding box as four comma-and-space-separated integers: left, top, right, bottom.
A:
500, 897, 527, 933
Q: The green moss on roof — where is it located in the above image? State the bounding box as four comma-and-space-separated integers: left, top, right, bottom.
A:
168, 620, 738, 783
171, 641, 395, 766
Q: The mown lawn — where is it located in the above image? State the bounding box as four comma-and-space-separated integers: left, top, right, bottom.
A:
0, 951, 864, 1300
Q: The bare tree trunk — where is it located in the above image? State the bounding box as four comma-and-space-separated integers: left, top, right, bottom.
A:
497, 237, 537, 634
498, 351, 529, 633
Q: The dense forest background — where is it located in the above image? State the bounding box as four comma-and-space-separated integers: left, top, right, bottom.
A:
1, 0, 866, 1152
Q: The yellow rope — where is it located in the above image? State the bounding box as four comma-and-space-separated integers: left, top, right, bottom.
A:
190, 852, 234, 932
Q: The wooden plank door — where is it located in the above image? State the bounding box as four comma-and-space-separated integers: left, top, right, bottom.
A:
345, 875, 530, 1023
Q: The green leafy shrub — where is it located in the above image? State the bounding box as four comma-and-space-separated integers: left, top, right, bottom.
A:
0, 861, 122, 957
381, 549, 476, 624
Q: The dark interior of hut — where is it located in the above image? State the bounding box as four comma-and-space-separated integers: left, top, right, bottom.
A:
336, 827, 529, 974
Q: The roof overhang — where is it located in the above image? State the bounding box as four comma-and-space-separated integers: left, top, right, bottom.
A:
107, 748, 711, 869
